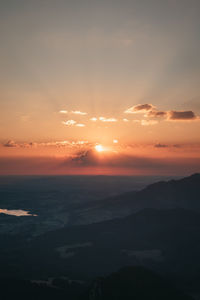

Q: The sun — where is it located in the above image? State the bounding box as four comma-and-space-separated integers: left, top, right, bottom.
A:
95, 144, 104, 152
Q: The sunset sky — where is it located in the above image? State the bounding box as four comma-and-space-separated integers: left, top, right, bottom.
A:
0, 0, 200, 175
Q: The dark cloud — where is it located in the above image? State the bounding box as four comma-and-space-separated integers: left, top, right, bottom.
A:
147, 110, 167, 118
3, 140, 35, 148
72, 150, 97, 165
168, 110, 197, 120
133, 104, 153, 111
3, 140, 18, 147
124, 104, 199, 122
154, 143, 168, 148
124, 104, 154, 114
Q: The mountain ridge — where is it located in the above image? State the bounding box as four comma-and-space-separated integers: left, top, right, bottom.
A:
72, 173, 200, 224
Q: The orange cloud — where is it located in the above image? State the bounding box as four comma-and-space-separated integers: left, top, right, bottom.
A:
124, 104, 154, 114
125, 104, 199, 124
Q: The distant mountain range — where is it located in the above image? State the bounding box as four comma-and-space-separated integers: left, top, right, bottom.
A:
73, 173, 200, 224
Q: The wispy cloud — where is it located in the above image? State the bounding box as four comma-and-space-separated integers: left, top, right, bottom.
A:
133, 120, 158, 126
3, 140, 36, 148
90, 117, 98, 122
71, 111, 87, 115
154, 143, 168, 148
99, 117, 117, 122
62, 120, 76, 126
154, 143, 182, 148
4, 140, 18, 147
59, 110, 68, 114
2, 140, 89, 149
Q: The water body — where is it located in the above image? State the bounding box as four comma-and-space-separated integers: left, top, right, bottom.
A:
0, 209, 37, 217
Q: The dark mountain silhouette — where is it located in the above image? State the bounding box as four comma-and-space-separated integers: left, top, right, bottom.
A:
0, 278, 82, 300
80, 266, 193, 300
1, 174, 200, 299
73, 173, 200, 223
19, 207, 199, 281
0, 267, 194, 300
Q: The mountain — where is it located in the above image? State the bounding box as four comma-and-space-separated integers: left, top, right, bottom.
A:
20, 208, 200, 281
0, 267, 193, 300
1, 174, 200, 298
0, 278, 66, 300
80, 266, 193, 300
73, 173, 200, 223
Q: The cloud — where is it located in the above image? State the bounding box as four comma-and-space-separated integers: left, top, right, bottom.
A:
168, 110, 197, 120
154, 143, 168, 148
146, 110, 167, 118
123, 118, 129, 122
132, 119, 159, 125
71, 111, 87, 115
75, 123, 85, 127
99, 117, 117, 122
59, 110, 87, 115
3, 140, 18, 147
2, 140, 90, 149
90, 116, 118, 123
3, 140, 37, 148
173, 144, 181, 148
71, 150, 96, 164
124, 104, 154, 114
124, 104, 199, 123
62, 120, 76, 126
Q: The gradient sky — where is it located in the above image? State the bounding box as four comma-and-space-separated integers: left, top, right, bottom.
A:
0, 0, 200, 175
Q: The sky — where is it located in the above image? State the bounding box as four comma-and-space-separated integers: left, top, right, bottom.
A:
0, 0, 200, 175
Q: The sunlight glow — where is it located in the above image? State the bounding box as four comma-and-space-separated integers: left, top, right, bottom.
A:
95, 145, 104, 152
